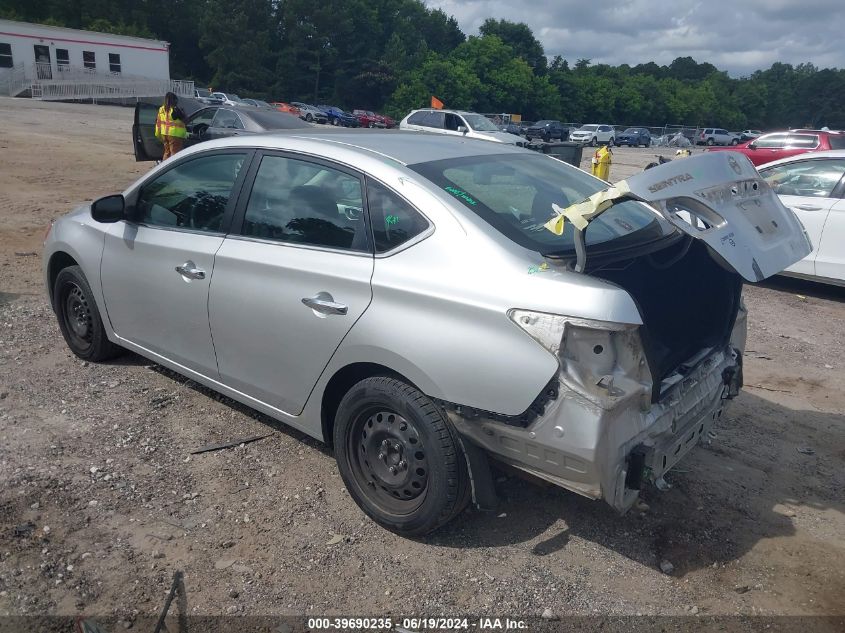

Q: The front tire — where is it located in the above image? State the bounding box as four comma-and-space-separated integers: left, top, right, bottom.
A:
306, 113, 313, 122
53, 265, 121, 362
590, 136, 598, 146
333, 376, 470, 536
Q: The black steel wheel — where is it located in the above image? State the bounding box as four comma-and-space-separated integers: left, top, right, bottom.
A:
54, 265, 121, 361
334, 376, 470, 535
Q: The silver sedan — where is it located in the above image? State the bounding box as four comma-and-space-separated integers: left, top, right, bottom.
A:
44, 136, 810, 535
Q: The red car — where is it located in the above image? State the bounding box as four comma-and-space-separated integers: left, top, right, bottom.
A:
377, 113, 396, 129
708, 129, 845, 166
353, 109, 381, 128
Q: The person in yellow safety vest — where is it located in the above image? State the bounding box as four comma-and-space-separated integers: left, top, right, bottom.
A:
155, 92, 188, 160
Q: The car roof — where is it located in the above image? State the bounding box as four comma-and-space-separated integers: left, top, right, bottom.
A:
409, 108, 482, 116
757, 149, 845, 169
176, 130, 526, 166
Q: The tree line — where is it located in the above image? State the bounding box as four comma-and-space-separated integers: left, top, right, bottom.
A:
2, 0, 843, 129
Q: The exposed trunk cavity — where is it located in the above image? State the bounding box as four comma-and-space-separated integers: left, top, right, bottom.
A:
592, 238, 743, 400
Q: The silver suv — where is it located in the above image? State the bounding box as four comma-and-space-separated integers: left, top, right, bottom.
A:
44, 134, 810, 535
698, 128, 740, 146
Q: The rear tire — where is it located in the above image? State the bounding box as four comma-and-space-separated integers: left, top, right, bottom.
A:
706, 138, 715, 146
333, 376, 470, 536
53, 265, 121, 362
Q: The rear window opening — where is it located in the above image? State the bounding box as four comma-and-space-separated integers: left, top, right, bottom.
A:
410, 153, 675, 257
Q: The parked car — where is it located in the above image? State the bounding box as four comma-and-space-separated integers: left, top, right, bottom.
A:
318, 105, 360, 127
500, 122, 522, 135
707, 130, 845, 166
353, 110, 381, 128
569, 124, 615, 146
131, 101, 310, 161
400, 108, 524, 145
270, 102, 302, 117
615, 127, 652, 147
45, 134, 809, 535
757, 150, 845, 285
376, 113, 396, 129
524, 120, 568, 143
211, 92, 246, 107
292, 102, 328, 124
740, 130, 763, 141
194, 88, 223, 105
697, 128, 740, 146
241, 98, 275, 109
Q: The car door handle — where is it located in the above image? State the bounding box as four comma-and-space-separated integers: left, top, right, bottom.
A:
301, 295, 348, 315
794, 204, 823, 211
175, 261, 206, 280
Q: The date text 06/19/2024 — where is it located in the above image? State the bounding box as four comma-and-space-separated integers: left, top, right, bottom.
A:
307, 617, 529, 630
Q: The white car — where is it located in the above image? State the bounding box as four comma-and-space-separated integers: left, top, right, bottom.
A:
758, 150, 845, 285
399, 109, 523, 145
569, 124, 615, 146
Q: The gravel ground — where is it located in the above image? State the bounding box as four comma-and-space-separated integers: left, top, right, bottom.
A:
0, 98, 843, 627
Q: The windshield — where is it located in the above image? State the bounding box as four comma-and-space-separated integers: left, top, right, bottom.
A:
578, 125, 599, 131
534, 120, 554, 126
410, 154, 673, 256
463, 114, 499, 132
196, 88, 211, 97
623, 128, 640, 134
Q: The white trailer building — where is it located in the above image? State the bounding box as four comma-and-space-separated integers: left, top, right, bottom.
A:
0, 19, 192, 100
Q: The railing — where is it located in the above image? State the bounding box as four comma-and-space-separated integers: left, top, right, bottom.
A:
3, 63, 29, 96
37, 78, 194, 101
35, 62, 53, 80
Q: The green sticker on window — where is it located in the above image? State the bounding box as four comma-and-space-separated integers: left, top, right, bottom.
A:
385, 215, 399, 226
445, 185, 478, 206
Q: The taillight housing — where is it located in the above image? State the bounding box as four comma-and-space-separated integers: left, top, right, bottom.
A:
508, 310, 652, 410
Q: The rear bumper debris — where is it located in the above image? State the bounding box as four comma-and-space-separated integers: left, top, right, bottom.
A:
449, 344, 742, 512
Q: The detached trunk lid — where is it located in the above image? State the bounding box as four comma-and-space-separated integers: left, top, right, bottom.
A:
620, 152, 812, 281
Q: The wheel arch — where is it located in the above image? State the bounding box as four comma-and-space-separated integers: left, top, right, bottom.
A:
320, 361, 419, 448
47, 251, 80, 308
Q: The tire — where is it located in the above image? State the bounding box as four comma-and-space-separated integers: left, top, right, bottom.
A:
332, 117, 339, 126
608, 137, 615, 146
706, 138, 715, 146
53, 265, 121, 362
731, 138, 739, 145
368, 122, 375, 128
333, 376, 470, 536
306, 113, 313, 122
543, 133, 551, 143
590, 136, 598, 146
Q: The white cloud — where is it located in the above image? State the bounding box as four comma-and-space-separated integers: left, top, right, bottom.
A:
425, 0, 845, 75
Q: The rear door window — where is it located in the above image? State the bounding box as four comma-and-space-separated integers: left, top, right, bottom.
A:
212, 109, 244, 129
239, 154, 369, 251
786, 134, 820, 149
760, 159, 845, 198
754, 133, 788, 148
420, 111, 445, 129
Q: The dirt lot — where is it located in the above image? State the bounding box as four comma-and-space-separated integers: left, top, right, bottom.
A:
0, 98, 843, 626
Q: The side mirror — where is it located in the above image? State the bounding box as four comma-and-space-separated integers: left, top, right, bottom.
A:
457, 125, 468, 134
91, 194, 125, 223
748, 142, 757, 149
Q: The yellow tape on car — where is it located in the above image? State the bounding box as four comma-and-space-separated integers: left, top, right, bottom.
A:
544, 180, 632, 235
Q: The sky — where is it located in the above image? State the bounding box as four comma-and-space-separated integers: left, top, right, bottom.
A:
425, 0, 845, 76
